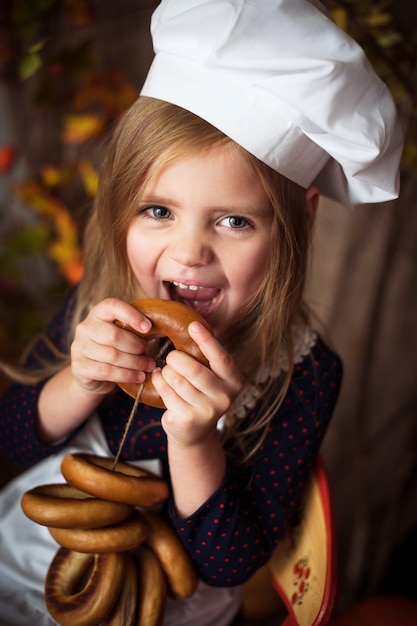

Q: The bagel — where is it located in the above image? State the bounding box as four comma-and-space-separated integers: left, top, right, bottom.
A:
48, 510, 148, 554
135, 543, 167, 626
102, 552, 139, 626
143, 510, 198, 601
45, 547, 126, 626
115, 298, 212, 408
21, 483, 133, 529
61, 453, 169, 508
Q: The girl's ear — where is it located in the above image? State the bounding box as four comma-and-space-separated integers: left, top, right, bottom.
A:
305, 186, 320, 230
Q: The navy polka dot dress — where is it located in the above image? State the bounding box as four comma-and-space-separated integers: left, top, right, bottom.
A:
0, 289, 342, 587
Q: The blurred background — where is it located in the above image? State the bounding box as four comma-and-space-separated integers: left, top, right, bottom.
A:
0, 0, 416, 618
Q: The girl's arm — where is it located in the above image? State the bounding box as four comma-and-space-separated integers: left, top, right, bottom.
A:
0, 290, 156, 462
152, 321, 242, 517
35, 297, 156, 444
36, 365, 111, 444
166, 338, 342, 587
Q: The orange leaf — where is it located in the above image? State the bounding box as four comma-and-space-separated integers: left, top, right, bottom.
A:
14, 181, 67, 218
61, 257, 84, 285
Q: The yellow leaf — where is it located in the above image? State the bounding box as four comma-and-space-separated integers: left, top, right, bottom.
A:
78, 159, 98, 196
41, 165, 72, 188
331, 8, 347, 32
61, 113, 105, 143
364, 13, 393, 28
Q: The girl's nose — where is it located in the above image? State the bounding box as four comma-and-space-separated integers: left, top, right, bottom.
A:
168, 230, 213, 266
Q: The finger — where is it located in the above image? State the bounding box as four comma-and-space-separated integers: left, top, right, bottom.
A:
75, 299, 156, 367
151, 367, 191, 412
93, 298, 152, 335
73, 355, 148, 387
187, 322, 242, 387
78, 320, 154, 364
77, 338, 156, 374
164, 360, 234, 421
156, 362, 209, 409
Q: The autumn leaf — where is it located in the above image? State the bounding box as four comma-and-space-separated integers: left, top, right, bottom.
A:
15, 181, 65, 218
48, 237, 83, 285
73, 72, 139, 116
331, 7, 347, 31
41, 164, 73, 188
61, 113, 105, 143
61, 256, 84, 285
13, 180, 83, 284
19, 41, 45, 79
64, 0, 96, 28
0, 145, 16, 173
78, 159, 98, 197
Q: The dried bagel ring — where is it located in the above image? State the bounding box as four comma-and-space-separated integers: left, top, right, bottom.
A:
48, 510, 148, 554
21, 483, 133, 529
135, 543, 168, 626
143, 510, 198, 601
102, 552, 139, 626
61, 453, 169, 507
115, 298, 212, 408
45, 547, 126, 626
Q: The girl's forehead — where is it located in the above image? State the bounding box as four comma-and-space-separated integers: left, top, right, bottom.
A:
146, 144, 259, 187
140, 145, 272, 215
148, 141, 257, 183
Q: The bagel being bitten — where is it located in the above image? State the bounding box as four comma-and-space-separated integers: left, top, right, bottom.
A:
115, 298, 212, 408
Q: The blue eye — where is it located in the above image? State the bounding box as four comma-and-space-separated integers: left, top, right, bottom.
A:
223, 215, 249, 229
147, 206, 171, 219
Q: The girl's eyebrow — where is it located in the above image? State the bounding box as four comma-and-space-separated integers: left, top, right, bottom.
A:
138, 195, 178, 206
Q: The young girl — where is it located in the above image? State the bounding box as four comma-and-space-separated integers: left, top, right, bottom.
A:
0, 1, 402, 625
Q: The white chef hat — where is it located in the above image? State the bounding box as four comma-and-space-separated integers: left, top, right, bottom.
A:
141, 0, 403, 208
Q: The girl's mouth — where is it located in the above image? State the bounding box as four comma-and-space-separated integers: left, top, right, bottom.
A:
166, 281, 220, 317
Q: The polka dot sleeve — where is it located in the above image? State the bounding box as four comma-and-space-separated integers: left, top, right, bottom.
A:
168, 338, 342, 587
0, 290, 77, 467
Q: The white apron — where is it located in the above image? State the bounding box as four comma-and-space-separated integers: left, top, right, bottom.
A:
0, 415, 242, 626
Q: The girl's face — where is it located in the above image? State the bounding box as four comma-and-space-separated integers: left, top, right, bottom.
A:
126, 144, 273, 337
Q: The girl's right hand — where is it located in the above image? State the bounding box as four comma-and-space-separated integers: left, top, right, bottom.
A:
70, 298, 156, 396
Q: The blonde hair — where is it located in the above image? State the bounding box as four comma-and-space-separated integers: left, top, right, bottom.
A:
3, 96, 312, 464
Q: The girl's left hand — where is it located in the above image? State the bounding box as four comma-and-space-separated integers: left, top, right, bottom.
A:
151, 321, 242, 447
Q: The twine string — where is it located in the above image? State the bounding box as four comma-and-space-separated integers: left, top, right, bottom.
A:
112, 381, 145, 470
111, 338, 171, 471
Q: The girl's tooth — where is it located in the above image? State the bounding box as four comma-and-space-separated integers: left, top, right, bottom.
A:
171, 281, 200, 290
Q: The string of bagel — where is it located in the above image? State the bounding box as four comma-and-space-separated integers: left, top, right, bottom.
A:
21, 299, 211, 626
